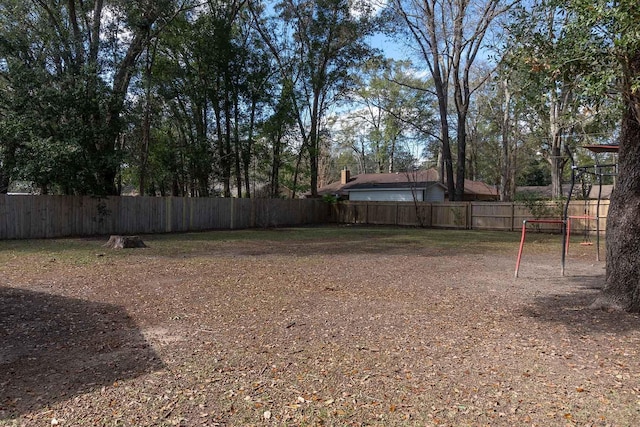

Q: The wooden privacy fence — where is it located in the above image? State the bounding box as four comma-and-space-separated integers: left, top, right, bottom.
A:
0, 195, 610, 240
333, 200, 610, 233
0, 195, 331, 239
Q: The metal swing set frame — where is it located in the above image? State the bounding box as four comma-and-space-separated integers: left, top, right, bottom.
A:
514, 144, 618, 278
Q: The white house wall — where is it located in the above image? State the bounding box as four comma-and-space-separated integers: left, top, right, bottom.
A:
347, 186, 445, 202
425, 186, 445, 202
348, 189, 424, 202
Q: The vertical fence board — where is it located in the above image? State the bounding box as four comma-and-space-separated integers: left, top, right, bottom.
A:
471, 203, 513, 230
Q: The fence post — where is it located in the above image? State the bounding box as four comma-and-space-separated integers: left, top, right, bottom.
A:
251, 199, 256, 228
366, 203, 369, 224
511, 203, 515, 232
230, 198, 235, 230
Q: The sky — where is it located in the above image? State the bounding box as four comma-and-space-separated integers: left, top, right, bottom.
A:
368, 32, 414, 61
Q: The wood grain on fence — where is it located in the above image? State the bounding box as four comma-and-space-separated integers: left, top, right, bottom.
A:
0, 195, 329, 239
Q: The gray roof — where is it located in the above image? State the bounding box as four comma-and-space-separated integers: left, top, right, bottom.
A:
318, 168, 498, 198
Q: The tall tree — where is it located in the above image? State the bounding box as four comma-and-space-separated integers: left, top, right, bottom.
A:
389, 0, 515, 200
505, 1, 597, 199
260, 80, 298, 197
147, 11, 216, 196
566, 0, 640, 312
250, 0, 375, 197
339, 58, 436, 174
468, 63, 532, 201
0, 0, 188, 195
145, 0, 275, 198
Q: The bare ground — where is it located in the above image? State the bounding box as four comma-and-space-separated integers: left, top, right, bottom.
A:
1, 227, 639, 426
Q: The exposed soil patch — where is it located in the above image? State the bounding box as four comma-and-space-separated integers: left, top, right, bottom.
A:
1, 228, 639, 426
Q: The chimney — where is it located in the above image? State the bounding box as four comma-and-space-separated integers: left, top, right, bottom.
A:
340, 168, 351, 185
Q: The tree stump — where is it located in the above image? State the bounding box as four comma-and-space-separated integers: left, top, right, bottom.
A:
105, 235, 147, 249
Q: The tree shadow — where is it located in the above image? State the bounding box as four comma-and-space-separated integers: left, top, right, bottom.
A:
0, 286, 164, 419
518, 274, 640, 334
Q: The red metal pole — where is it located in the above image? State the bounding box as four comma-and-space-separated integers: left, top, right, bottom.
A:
514, 220, 527, 278
566, 217, 571, 256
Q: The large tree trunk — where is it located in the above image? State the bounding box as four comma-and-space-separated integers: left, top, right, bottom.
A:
592, 50, 640, 312
454, 116, 467, 201
270, 131, 282, 198
593, 101, 640, 312
308, 89, 321, 198
435, 88, 456, 200
101, 27, 151, 196
499, 79, 513, 202
549, 141, 565, 199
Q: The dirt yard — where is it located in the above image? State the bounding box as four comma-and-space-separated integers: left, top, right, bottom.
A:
1, 227, 639, 426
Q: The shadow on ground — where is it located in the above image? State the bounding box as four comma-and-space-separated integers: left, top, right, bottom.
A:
520, 274, 640, 334
0, 287, 164, 419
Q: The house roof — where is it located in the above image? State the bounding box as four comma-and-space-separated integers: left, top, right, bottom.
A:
318, 169, 498, 198
463, 180, 499, 197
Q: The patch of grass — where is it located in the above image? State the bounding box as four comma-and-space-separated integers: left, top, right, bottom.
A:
0, 237, 139, 267
0, 226, 564, 267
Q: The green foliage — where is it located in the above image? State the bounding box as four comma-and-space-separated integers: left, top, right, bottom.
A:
257, 0, 377, 196
337, 58, 436, 175
493, 1, 623, 200
322, 193, 339, 204
515, 192, 565, 220
516, 158, 552, 187
0, 0, 181, 195
563, 0, 640, 108
3, 0, 630, 201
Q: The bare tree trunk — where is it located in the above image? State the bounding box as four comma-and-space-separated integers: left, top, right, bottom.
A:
454, 117, 467, 201
270, 144, 281, 198
139, 39, 152, 196
393, 0, 505, 201
359, 137, 367, 174
291, 144, 305, 199
0, 143, 14, 194
549, 141, 565, 199
547, 81, 573, 199
308, 89, 321, 197
234, 94, 242, 198
466, 118, 478, 181
437, 147, 444, 184
500, 79, 512, 201
244, 99, 257, 198
0, 169, 8, 194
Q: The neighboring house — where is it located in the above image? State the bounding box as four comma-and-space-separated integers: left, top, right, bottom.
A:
461, 180, 501, 201
317, 169, 498, 202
